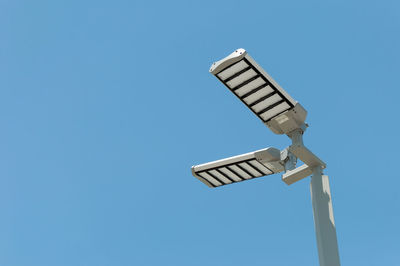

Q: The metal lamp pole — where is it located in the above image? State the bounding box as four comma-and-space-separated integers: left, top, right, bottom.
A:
310, 167, 341, 266
284, 129, 341, 266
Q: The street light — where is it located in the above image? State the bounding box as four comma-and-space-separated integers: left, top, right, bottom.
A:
191, 49, 341, 266
192, 147, 283, 188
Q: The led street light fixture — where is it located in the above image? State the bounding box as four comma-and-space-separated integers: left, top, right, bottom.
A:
191, 48, 341, 266
210, 49, 307, 135
192, 147, 284, 188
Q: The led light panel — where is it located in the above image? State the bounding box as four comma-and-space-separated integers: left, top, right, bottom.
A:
210, 49, 297, 124
192, 148, 284, 188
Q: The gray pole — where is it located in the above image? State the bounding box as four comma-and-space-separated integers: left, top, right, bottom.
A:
310, 166, 341, 266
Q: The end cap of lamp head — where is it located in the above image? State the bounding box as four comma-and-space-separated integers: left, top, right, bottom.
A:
191, 165, 214, 188
265, 103, 308, 135
209, 48, 247, 74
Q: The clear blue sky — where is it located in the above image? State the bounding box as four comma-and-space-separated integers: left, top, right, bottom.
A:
1, 1, 399, 265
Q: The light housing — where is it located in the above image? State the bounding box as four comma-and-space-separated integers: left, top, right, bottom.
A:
192, 147, 284, 188
210, 48, 307, 135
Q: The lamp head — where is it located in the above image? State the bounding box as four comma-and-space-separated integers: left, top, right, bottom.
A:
209, 48, 307, 135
